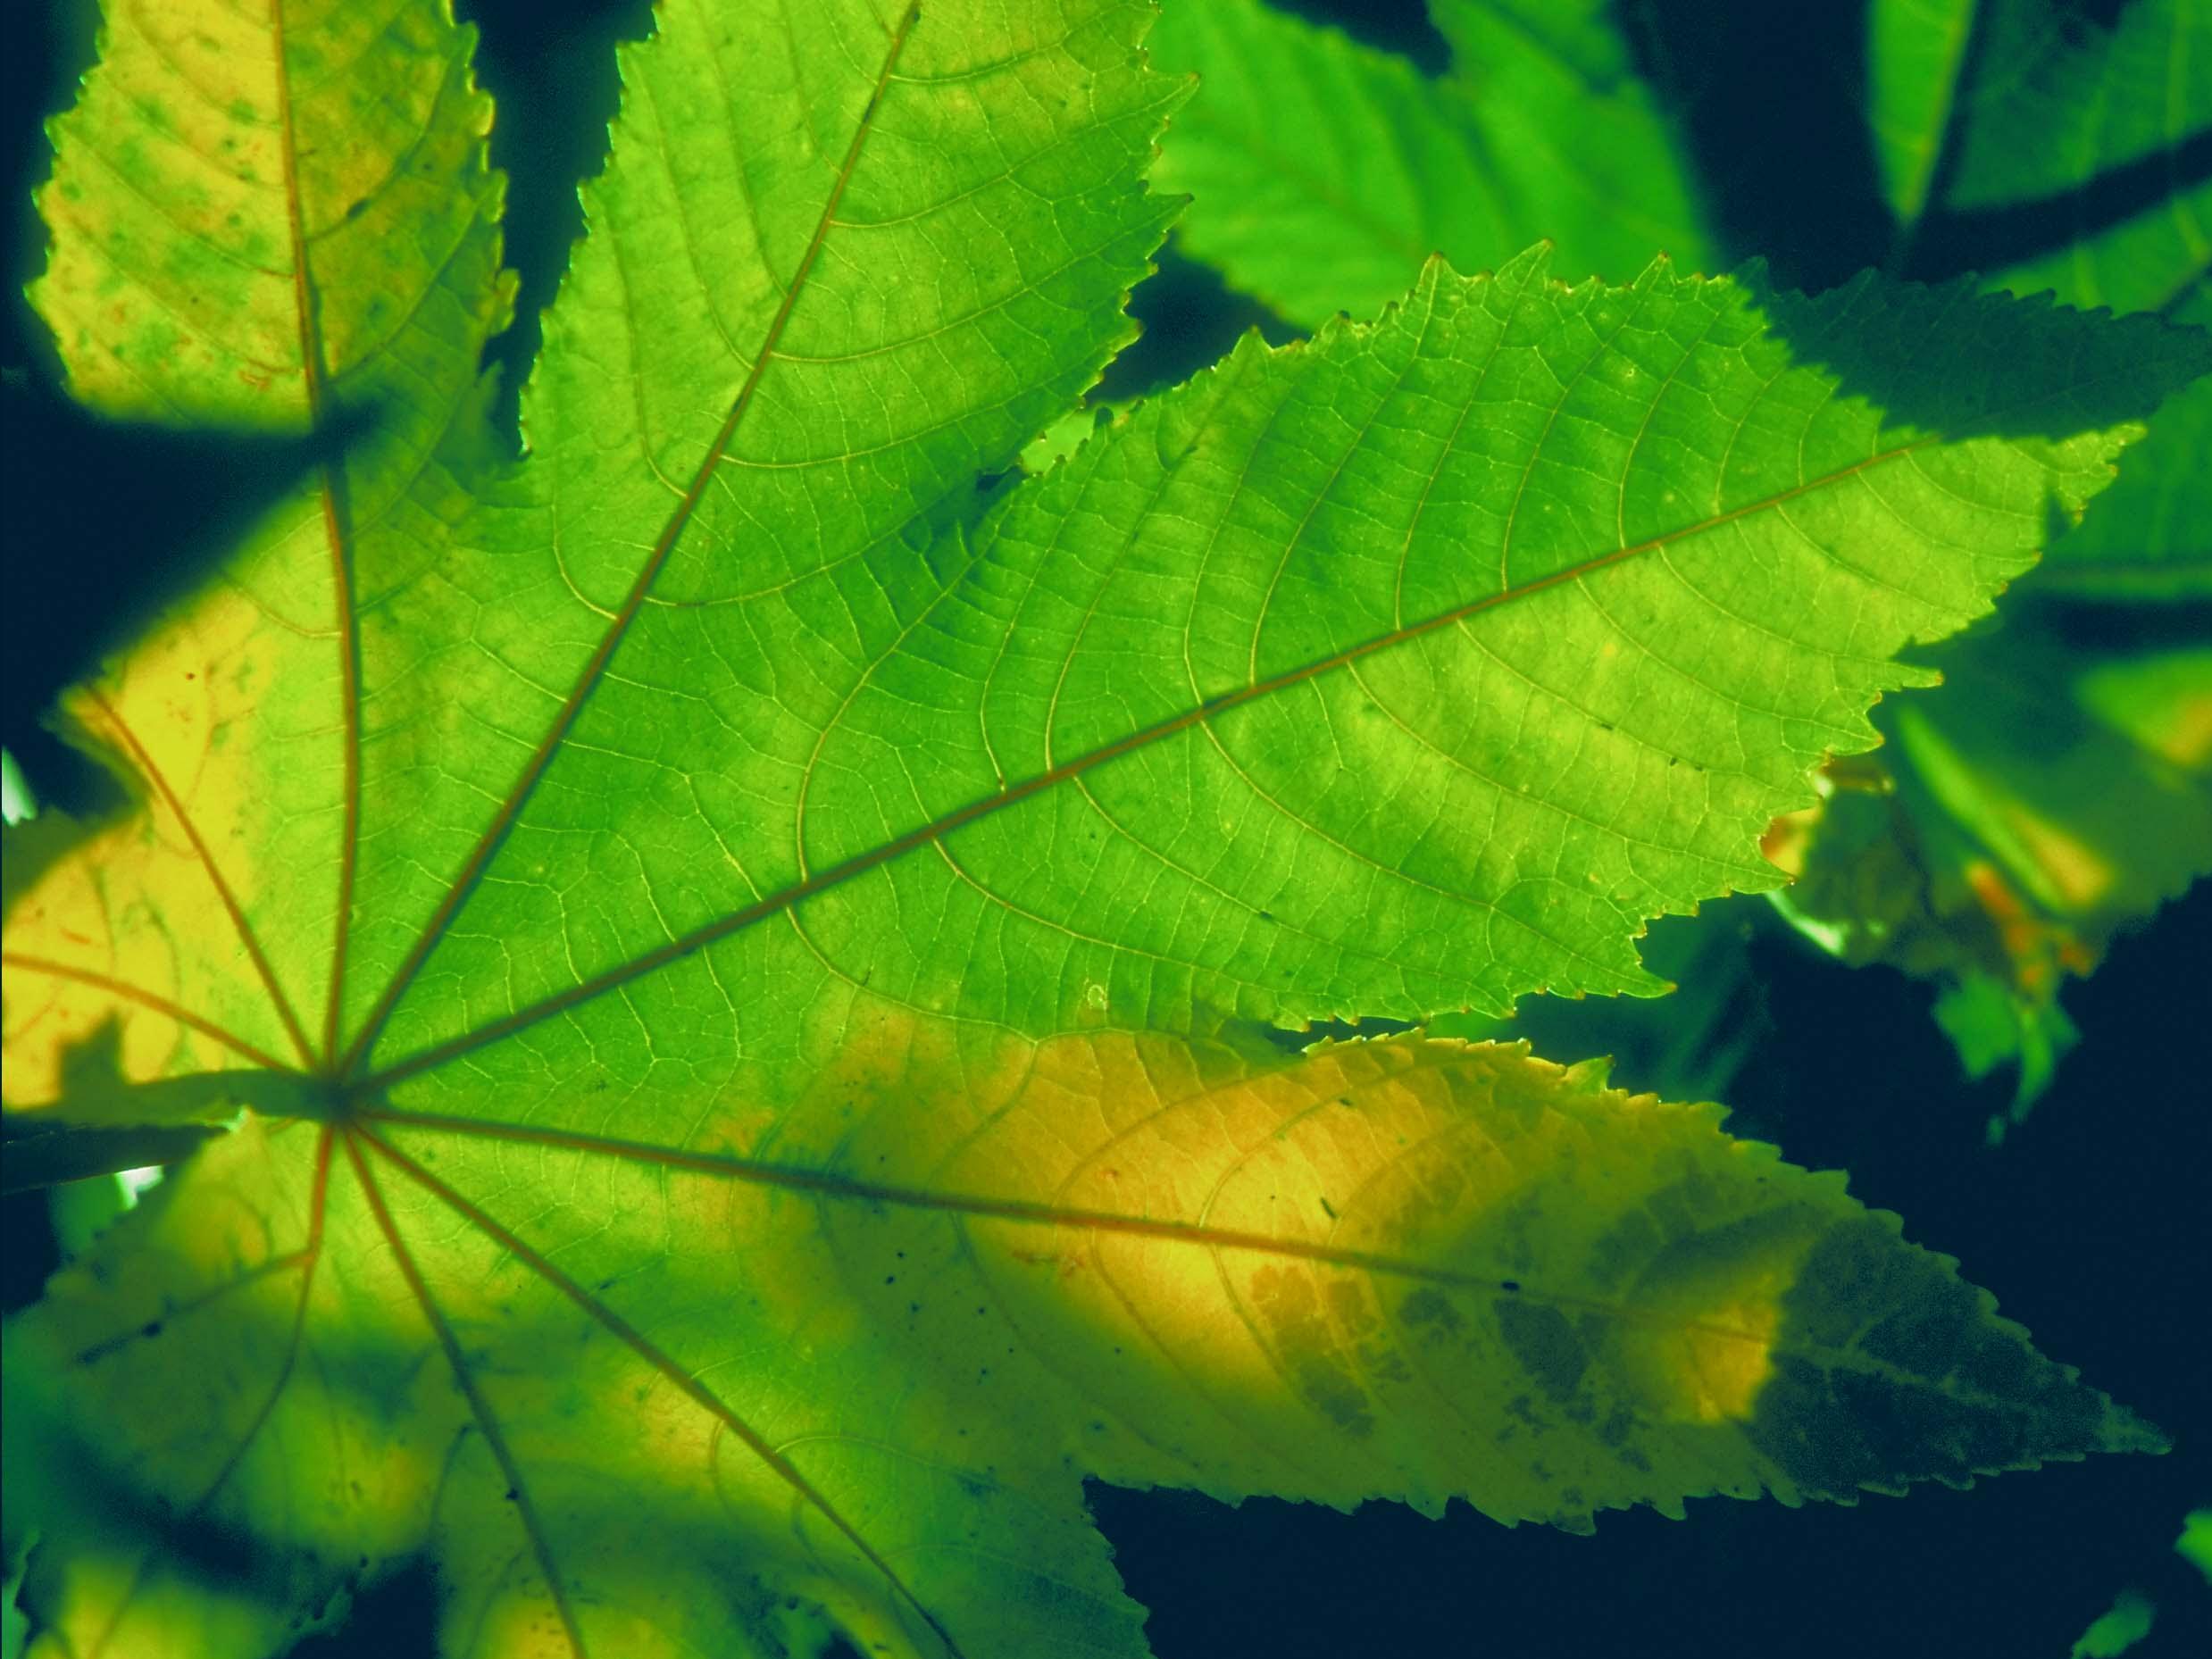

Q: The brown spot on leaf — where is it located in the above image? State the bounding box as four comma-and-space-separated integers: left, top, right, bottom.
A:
1398, 1287, 1465, 1343
1248, 1266, 1374, 1438
1497, 1297, 1589, 1404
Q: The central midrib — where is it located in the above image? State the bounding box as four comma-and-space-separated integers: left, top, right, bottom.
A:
336, 1, 926, 1080
357, 426, 1950, 1092
270, 0, 356, 1073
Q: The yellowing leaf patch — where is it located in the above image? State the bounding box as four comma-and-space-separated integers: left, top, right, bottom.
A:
5, 1031, 2159, 1656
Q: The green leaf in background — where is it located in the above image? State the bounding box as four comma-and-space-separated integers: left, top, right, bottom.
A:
2069, 1588, 2156, 1659
1880, 0, 2212, 595
1148, 0, 2212, 1105
0, 753, 31, 829
1895, 0, 2211, 310
2060, 1502, 2212, 1659
1769, 615, 2212, 1124
1148, 0, 1712, 326
1864, 0, 1982, 237
2181, 1509, 2212, 1584
4, 0, 2208, 1654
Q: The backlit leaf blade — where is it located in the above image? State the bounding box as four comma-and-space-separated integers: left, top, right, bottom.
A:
328, 0, 1189, 1057
3, 3, 2200, 1655
6, 1033, 2157, 1655
1147, 0, 1512, 326
365, 247, 2211, 1079
1865, 0, 1980, 230
1149, 0, 1713, 328
3, 0, 1187, 1118
4, 0, 509, 1108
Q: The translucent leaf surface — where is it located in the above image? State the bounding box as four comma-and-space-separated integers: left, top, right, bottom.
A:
3, 1, 2202, 1655
1927, 0, 2212, 313
1148, 0, 1713, 327
1865, 0, 1981, 230
5, 1034, 2160, 1655
6, 0, 511, 1106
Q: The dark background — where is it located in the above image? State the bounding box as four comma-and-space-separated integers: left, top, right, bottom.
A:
4, 2, 2208, 1655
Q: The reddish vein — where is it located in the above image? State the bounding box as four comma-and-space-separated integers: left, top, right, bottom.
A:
360, 430, 1941, 1092
267, 0, 362, 1069
355, 1105, 1523, 1290
359, 1108, 1781, 1347
359, 1126, 966, 1659
2, 952, 294, 1075
84, 690, 317, 1069
335, 1, 925, 1083
343, 1130, 590, 1658
354, 1119, 1531, 1300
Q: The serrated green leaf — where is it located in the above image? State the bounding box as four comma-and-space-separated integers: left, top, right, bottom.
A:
4, 1034, 2161, 1655
1148, 0, 1712, 328
3, 1, 2203, 1655
325, 252, 2204, 1080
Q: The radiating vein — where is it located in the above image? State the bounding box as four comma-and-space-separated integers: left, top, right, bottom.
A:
357, 1123, 968, 1659
345, 1130, 590, 1659
1, 954, 296, 1076
86, 691, 316, 1069
337, 0, 926, 1082
358, 430, 1949, 1091
266, 0, 363, 1071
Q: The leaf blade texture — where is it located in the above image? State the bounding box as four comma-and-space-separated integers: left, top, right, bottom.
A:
1148, 0, 1715, 327
4, 1032, 2161, 1655
2, 0, 2202, 1655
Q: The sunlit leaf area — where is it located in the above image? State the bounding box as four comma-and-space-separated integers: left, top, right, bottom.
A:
2, 1, 2208, 1655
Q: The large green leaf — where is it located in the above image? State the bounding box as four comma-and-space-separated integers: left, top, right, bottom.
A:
15, 238, 2199, 1104
4, 1034, 2163, 1655
1148, 0, 1713, 327
4, 0, 2205, 1654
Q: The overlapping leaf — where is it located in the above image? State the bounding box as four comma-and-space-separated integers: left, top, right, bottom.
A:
3, 0, 2206, 1655
1148, 0, 1713, 326
1769, 613, 2212, 1119
1148, 0, 2212, 1096
1876, 0, 2212, 590
5, 1031, 2163, 1655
